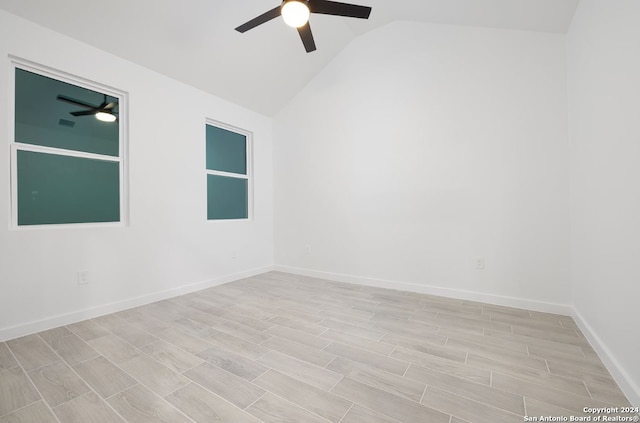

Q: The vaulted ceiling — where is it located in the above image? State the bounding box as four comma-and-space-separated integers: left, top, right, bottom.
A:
0, 0, 579, 116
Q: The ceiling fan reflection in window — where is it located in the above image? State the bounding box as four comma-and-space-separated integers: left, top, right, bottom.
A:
235, 0, 372, 53
56, 94, 118, 122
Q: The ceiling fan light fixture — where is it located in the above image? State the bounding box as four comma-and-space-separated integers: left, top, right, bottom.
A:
281, 0, 310, 28
95, 111, 117, 122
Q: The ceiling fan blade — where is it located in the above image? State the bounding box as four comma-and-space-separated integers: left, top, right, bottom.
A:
103, 102, 117, 111
70, 110, 97, 117
56, 95, 97, 109
309, 0, 372, 18
297, 22, 317, 53
235, 6, 281, 33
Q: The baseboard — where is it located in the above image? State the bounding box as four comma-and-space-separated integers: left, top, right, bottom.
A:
0, 265, 274, 342
572, 308, 640, 406
273, 265, 573, 315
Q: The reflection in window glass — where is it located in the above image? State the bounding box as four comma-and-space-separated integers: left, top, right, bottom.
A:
15, 69, 119, 157
12, 65, 124, 226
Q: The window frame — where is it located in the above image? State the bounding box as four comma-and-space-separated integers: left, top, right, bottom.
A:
205, 119, 253, 221
9, 57, 128, 229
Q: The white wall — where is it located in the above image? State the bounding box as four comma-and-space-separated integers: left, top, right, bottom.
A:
567, 0, 640, 404
274, 21, 571, 310
0, 10, 274, 340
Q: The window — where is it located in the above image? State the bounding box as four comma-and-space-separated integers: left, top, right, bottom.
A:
205, 122, 251, 220
11, 62, 126, 227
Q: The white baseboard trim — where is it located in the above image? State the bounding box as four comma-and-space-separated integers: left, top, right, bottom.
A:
572, 308, 640, 406
273, 265, 573, 315
0, 265, 274, 342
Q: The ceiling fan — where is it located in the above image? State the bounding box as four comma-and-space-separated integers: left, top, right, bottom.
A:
56, 93, 118, 122
235, 0, 372, 53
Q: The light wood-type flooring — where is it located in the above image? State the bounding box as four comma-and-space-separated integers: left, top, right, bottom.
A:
0, 272, 634, 423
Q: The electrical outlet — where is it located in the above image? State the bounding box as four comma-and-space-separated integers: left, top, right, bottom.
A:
474, 257, 485, 270
77, 271, 89, 285
231, 251, 238, 260
305, 244, 312, 255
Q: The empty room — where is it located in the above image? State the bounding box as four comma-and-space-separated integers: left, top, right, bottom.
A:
0, 0, 638, 422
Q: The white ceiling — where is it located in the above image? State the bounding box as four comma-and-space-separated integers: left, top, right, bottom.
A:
0, 0, 579, 116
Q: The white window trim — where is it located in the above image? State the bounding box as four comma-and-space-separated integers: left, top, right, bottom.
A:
9, 57, 129, 230
205, 119, 253, 221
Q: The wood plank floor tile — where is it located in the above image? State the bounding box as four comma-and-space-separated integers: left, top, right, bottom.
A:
209, 319, 272, 344
196, 345, 268, 381
246, 392, 329, 423
155, 328, 212, 355
327, 356, 425, 402
319, 319, 386, 340
546, 356, 610, 379
216, 311, 275, 332
0, 344, 17, 372
226, 303, 277, 321
524, 397, 592, 418
261, 336, 335, 367
585, 378, 632, 406
0, 400, 57, 423
108, 384, 192, 423
118, 355, 189, 397
183, 362, 264, 409
0, 271, 630, 422
179, 309, 223, 327
340, 404, 400, 423
436, 313, 513, 333
28, 361, 90, 407
47, 334, 99, 366
381, 331, 447, 348
512, 325, 587, 346
405, 363, 524, 415
267, 316, 324, 335
73, 356, 137, 399
321, 330, 397, 355
527, 343, 589, 360
206, 329, 270, 360
264, 325, 330, 349
390, 346, 491, 385
484, 328, 585, 355
106, 324, 158, 349
331, 377, 449, 423
253, 369, 351, 422
383, 333, 466, 363
140, 340, 204, 374
372, 319, 441, 339
466, 354, 591, 396
166, 383, 259, 423
0, 367, 40, 416
324, 342, 409, 376
87, 334, 141, 364
53, 392, 124, 423
170, 317, 214, 338
6, 335, 58, 372
37, 327, 72, 345
257, 351, 342, 391
116, 311, 172, 335
491, 372, 617, 413
422, 386, 522, 423
65, 320, 110, 341
439, 328, 529, 354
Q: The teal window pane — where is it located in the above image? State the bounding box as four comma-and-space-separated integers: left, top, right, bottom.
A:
206, 125, 246, 174
15, 68, 119, 157
17, 150, 120, 225
207, 174, 248, 220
